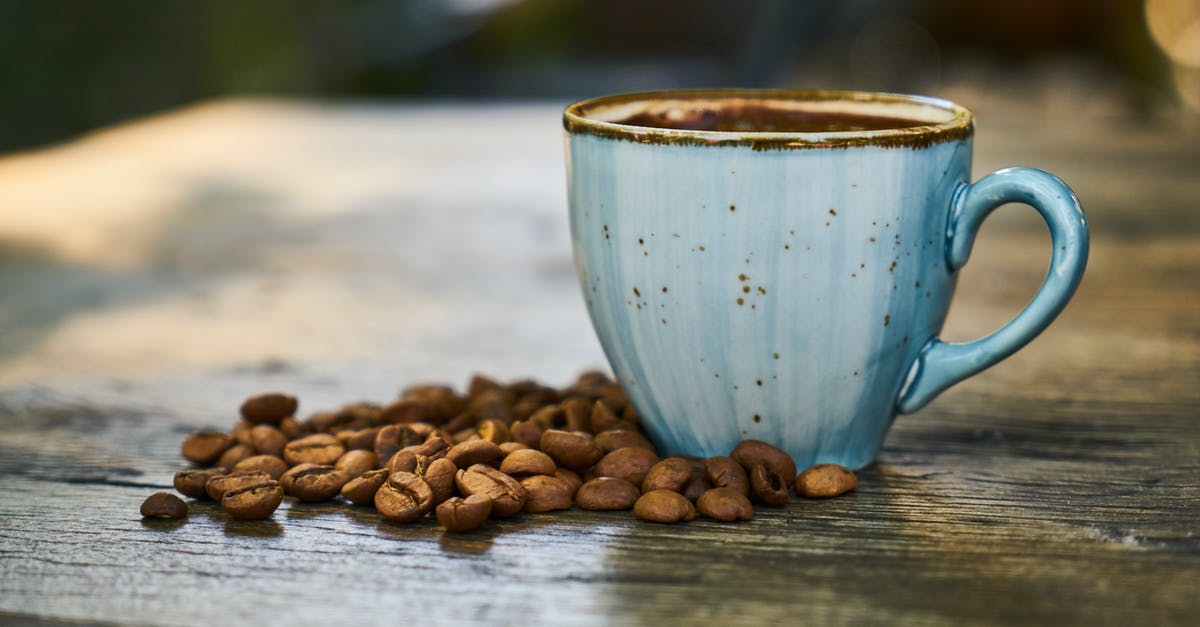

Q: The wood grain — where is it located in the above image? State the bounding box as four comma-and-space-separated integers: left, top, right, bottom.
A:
0, 101, 1197, 626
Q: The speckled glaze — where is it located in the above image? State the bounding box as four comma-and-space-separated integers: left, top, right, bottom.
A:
564, 90, 1088, 470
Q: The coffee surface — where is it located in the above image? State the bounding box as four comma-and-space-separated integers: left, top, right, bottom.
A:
609, 104, 929, 133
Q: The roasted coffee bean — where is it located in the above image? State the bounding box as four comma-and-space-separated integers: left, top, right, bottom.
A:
446, 439, 502, 467
642, 457, 693, 493
748, 463, 789, 507
560, 397, 593, 432
594, 429, 654, 453
337, 427, 379, 451
731, 439, 797, 484
555, 468, 583, 496
405, 422, 437, 440
279, 416, 306, 440
283, 433, 345, 466
379, 399, 440, 425
500, 449, 556, 476
205, 472, 273, 501
476, 419, 510, 445
341, 468, 390, 505
795, 464, 858, 498
509, 419, 545, 448
539, 430, 603, 471
705, 456, 749, 496
589, 400, 632, 433
249, 425, 287, 457
452, 429, 477, 444
454, 464, 526, 518
499, 442, 528, 455
682, 468, 712, 502
375, 471, 434, 522
240, 393, 298, 425
622, 404, 639, 423
511, 397, 546, 422
222, 481, 283, 520
335, 449, 378, 479
231, 420, 254, 446
467, 388, 516, 423
520, 475, 573, 513
575, 477, 640, 510
696, 487, 754, 522
436, 494, 492, 532
232, 455, 289, 480
597, 383, 629, 413
421, 458, 458, 506
574, 370, 613, 389
173, 468, 225, 499
141, 492, 188, 519
217, 444, 256, 470
594, 447, 659, 486
387, 448, 418, 473
633, 489, 696, 523
181, 430, 233, 465
375, 424, 422, 463
400, 384, 464, 422
443, 413, 477, 434
280, 464, 348, 502
528, 405, 566, 431
466, 374, 504, 401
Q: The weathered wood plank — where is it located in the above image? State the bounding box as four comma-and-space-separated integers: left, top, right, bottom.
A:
0, 101, 1198, 626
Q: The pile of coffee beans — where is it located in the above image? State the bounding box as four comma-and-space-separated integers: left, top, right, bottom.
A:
141, 372, 857, 531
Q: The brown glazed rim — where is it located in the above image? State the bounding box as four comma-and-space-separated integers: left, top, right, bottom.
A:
563, 89, 974, 150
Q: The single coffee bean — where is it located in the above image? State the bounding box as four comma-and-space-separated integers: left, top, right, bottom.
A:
520, 475, 573, 513
283, 433, 345, 466
173, 468, 225, 499
421, 458, 458, 506
221, 480, 284, 520
594, 447, 659, 487
278, 416, 306, 440
598, 383, 630, 413
560, 397, 593, 432
682, 467, 712, 502
704, 456, 749, 496
405, 422, 437, 440
476, 419, 511, 445
205, 471, 273, 501
436, 494, 493, 532
232, 454, 289, 480
633, 489, 697, 523
400, 384, 464, 422
498, 442, 528, 456
387, 448, 418, 473
594, 429, 654, 453
335, 449, 378, 479
453, 429, 478, 444
509, 419, 545, 448
181, 430, 233, 465
454, 464, 526, 518
467, 389, 516, 425
642, 457, 693, 493
539, 430, 603, 471
337, 427, 380, 452
249, 425, 287, 457
341, 468, 390, 505
696, 487, 754, 522
749, 463, 789, 507
374, 424, 423, 463
443, 413, 476, 434
217, 444, 256, 471
375, 471, 434, 522
589, 400, 632, 433
555, 468, 583, 496
466, 373, 503, 400
574, 370, 613, 389
141, 492, 188, 519
731, 439, 797, 483
240, 393, 298, 425
499, 449, 557, 477
280, 464, 348, 502
575, 477, 640, 511
446, 439, 502, 468
795, 464, 858, 498
231, 420, 254, 446
528, 405, 566, 431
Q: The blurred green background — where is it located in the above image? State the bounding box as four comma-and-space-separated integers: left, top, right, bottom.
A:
0, 0, 1191, 154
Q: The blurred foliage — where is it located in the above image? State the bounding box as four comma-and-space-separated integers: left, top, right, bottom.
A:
0, 0, 1169, 154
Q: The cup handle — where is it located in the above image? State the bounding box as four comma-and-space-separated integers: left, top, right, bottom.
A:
896, 167, 1089, 414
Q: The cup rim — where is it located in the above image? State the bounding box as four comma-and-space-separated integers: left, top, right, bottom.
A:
563, 88, 973, 150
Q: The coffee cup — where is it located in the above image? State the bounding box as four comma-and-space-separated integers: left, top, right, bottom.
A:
563, 89, 1088, 469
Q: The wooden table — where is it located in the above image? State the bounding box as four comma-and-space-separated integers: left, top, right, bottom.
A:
1, 100, 1197, 626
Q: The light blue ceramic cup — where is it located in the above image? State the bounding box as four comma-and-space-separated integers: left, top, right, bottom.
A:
564, 90, 1088, 470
